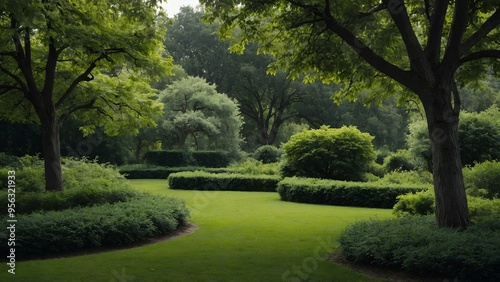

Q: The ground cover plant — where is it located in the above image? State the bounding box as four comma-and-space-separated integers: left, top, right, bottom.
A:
0, 179, 390, 282
339, 216, 500, 280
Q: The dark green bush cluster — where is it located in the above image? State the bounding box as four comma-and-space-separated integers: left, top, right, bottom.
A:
168, 171, 280, 192
0, 195, 189, 256
253, 145, 281, 164
339, 216, 500, 280
281, 126, 375, 181
277, 177, 427, 208
0, 185, 140, 215
119, 165, 233, 179
143, 150, 230, 168
382, 149, 415, 172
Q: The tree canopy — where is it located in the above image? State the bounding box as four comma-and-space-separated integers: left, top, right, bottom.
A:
158, 76, 243, 156
0, 0, 171, 191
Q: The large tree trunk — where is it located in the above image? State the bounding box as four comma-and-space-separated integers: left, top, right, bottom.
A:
40, 115, 63, 192
423, 88, 470, 228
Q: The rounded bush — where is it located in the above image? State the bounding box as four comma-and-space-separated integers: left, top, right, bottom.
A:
383, 149, 415, 172
281, 126, 375, 181
253, 145, 281, 164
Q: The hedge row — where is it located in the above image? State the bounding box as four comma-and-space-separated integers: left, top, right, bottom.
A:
168, 171, 280, 192
143, 150, 230, 168
277, 177, 428, 209
0, 185, 140, 215
0, 195, 189, 256
120, 166, 234, 179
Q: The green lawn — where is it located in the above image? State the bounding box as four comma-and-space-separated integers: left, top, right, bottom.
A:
2, 179, 393, 281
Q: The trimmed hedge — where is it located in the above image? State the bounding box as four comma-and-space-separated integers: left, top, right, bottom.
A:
0, 195, 189, 256
143, 150, 230, 168
277, 177, 427, 208
168, 171, 280, 192
339, 216, 500, 280
120, 166, 234, 179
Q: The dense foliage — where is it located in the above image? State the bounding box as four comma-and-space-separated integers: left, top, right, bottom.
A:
0, 195, 189, 256
168, 171, 280, 192
281, 126, 375, 181
253, 145, 282, 164
463, 160, 500, 199
408, 106, 500, 170
339, 216, 500, 280
394, 190, 500, 222
158, 77, 243, 156
277, 177, 426, 209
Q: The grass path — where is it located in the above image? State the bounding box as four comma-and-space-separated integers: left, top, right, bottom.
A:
1, 179, 393, 281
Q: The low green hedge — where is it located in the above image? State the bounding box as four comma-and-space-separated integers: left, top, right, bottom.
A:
0, 185, 140, 216
277, 177, 428, 208
0, 194, 189, 256
143, 150, 230, 168
120, 166, 234, 179
339, 216, 500, 280
168, 171, 280, 192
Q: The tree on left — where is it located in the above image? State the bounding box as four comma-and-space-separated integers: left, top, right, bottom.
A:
0, 0, 171, 191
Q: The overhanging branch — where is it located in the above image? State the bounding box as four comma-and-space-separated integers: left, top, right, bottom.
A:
460, 50, 500, 64
460, 9, 500, 56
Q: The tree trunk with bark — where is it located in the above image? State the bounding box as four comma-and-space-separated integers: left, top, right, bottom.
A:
422, 87, 470, 228
39, 113, 63, 192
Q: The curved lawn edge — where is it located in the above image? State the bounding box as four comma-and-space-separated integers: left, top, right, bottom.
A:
18, 223, 198, 262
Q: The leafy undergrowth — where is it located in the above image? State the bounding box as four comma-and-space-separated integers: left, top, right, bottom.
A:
339, 216, 500, 281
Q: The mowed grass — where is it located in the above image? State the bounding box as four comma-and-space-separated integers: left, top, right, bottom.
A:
2, 179, 393, 282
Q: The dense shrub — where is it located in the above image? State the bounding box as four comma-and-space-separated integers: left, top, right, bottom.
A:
168, 171, 280, 192
339, 216, 500, 280
383, 149, 416, 172
277, 177, 426, 208
0, 156, 131, 193
143, 150, 230, 167
281, 126, 375, 181
463, 160, 500, 199
394, 190, 500, 222
376, 170, 433, 185
253, 145, 281, 164
0, 195, 189, 256
393, 190, 435, 217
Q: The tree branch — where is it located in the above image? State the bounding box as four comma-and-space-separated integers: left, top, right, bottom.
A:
441, 0, 469, 72
460, 50, 500, 64
459, 8, 500, 56
0, 64, 29, 95
424, 0, 449, 65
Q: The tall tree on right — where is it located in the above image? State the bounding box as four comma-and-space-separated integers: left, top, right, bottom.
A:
201, 0, 500, 228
